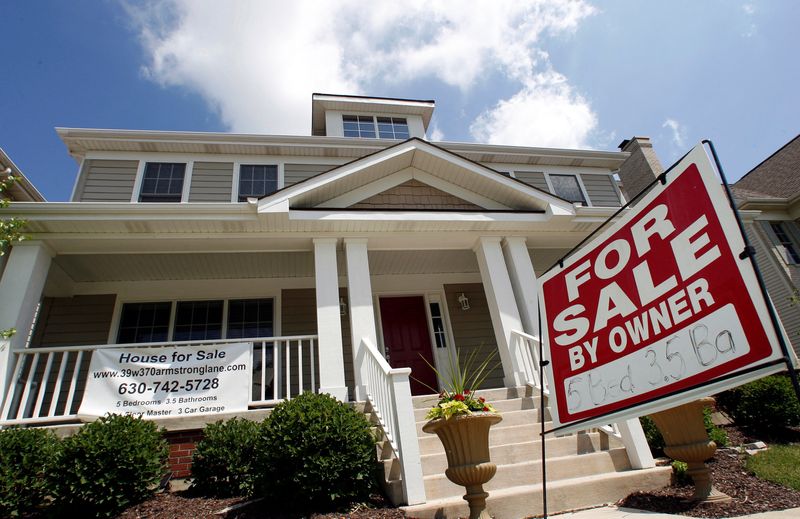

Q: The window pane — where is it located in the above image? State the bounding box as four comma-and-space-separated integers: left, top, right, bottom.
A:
118, 302, 171, 344
139, 162, 185, 202
227, 299, 274, 339
550, 174, 586, 204
173, 300, 223, 341
239, 164, 278, 201
770, 222, 800, 263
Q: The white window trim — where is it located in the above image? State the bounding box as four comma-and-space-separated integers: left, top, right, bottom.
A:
130, 160, 192, 203
232, 161, 284, 203
109, 295, 277, 344
544, 172, 591, 207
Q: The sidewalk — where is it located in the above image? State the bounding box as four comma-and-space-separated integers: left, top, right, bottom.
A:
551, 505, 800, 519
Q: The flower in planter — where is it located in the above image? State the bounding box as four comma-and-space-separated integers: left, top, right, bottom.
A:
418, 347, 501, 421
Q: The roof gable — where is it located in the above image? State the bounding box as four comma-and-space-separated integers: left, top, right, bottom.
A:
347, 179, 481, 210
258, 138, 575, 215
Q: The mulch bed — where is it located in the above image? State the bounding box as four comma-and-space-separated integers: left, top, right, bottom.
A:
118, 492, 405, 519
618, 424, 800, 518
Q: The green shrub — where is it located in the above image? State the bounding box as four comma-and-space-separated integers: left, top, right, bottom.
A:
672, 460, 690, 485
253, 392, 377, 513
717, 374, 800, 431
191, 417, 260, 497
51, 414, 168, 517
0, 427, 61, 517
703, 406, 728, 447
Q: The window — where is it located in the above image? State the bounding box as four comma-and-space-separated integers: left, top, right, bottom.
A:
227, 299, 274, 339
173, 300, 223, 341
117, 298, 275, 343
343, 115, 377, 138
549, 174, 586, 205
376, 117, 409, 139
238, 165, 278, 201
429, 302, 447, 348
139, 162, 185, 202
769, 222, 800, 264
343, 115, 409, 139
117, 302, 172, 343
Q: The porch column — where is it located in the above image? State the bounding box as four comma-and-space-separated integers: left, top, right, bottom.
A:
313, 238, 348, 401
344, 238, 378, 402
0, 242, 53, 398
473, 237, 527, 387
502, 237, 539, 337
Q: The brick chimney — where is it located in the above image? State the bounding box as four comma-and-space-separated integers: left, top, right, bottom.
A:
617, 137, 664, 201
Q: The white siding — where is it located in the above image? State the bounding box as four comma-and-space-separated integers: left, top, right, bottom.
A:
74, 159, 138, 202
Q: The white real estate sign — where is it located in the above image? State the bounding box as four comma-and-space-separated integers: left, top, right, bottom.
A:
539, 144, 789, 434
78, 343, 251, 420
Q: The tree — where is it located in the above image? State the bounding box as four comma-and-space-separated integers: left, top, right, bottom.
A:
0, 168, 25, 338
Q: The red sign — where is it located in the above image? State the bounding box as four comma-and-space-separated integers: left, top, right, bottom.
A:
539, 145, 787, 432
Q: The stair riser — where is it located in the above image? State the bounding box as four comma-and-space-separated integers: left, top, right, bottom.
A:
418, 422, 553, 455
412, 386, 532, 409
416, 408, 539, 435
424, 449, 631, 500
403, 466, 672, 519
420, 432, 609, 476
413, 396, 542, 421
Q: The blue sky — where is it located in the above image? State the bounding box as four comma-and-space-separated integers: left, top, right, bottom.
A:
1, 0, 798, 201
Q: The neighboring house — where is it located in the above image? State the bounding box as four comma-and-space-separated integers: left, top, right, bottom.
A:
0, 147, 45, 278
731, 134, 800, 358
0, 94, 670, 514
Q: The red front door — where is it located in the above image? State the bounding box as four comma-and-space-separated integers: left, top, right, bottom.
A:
379, 296, 438, 396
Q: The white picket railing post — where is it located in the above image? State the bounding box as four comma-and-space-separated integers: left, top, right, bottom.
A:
616, 418, 656, 468
0, 340, 13, 412
388, 367, 426, 505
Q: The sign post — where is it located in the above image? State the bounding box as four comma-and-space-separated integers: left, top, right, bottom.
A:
539, 144, 792, 434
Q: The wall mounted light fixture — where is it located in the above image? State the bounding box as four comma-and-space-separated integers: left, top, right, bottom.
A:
457, 293, 470, 311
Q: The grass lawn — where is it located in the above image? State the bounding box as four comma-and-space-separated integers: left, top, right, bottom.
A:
746, 444, 800, 491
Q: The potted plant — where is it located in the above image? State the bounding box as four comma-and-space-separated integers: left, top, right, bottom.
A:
420, 349, 502, 519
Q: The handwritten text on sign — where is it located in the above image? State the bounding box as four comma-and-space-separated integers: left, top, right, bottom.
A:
78, 343, 251, 419
539, 145, 784, 431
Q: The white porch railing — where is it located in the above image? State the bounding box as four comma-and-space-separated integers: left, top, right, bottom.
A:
360, 338, 425, 505
0, 335, 318, 426
510, 329, 654, 469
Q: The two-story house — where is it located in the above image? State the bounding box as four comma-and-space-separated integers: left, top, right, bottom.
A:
0, 94, 672, 517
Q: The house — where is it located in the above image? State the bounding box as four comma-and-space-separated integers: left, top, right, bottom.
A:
730, 134, 800, 358
0, 94, 671, 516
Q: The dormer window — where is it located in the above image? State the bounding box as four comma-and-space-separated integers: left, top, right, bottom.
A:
139, 162, 185, 202
549, 174, 587, 205
342, 115, 409, 140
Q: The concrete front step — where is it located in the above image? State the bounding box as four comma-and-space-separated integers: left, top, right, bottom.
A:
424, 448, 631, 501
418, 421, 554, 455
416, 408, 540, 436
411, 386, 532, 409
402, 465, 672, 519
420, 431, 614, 476
412, 396, 542, 421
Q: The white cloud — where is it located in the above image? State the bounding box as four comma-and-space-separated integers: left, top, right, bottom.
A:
124, 0, 598, 144
429, 123, 445, 142
662, 118, 686, 148
742, 4, 755, 15
470, 71, 597, 149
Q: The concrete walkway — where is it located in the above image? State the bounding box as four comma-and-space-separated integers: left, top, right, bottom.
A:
551, 505, 800, 518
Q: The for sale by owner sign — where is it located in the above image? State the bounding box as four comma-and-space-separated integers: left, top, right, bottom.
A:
539, 144, 788, 433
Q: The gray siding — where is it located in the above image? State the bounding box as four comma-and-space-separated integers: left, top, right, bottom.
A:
284, 163, 335, 187
75, 160, 138, 202
581, 174, 622, 207
444, 283, 504, 389
29, 294, 117, 416
281, 288, 355, 399
189, 162, 233, 202
513, 171, 549, 192
748, 223, 800, 357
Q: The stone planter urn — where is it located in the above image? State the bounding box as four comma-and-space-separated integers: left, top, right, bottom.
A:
423, 413, 502, 519
649, 397, 731, 502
